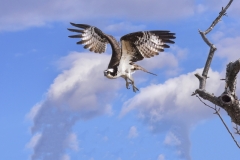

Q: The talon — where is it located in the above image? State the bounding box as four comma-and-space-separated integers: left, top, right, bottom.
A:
126, 81, 133, 89
132, 86, 139, 93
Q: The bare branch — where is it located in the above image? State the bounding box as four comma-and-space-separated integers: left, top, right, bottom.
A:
196, 95, 240, 148
215, 108, 240, 148
196, 0, 233, 90
196, 94, 215, 110
225, 59, 240, 96
204, 0, 233, 35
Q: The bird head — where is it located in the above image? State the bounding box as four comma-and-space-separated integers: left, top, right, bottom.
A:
104, 68, 116, 79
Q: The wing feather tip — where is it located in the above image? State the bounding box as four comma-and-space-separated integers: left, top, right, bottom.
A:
69, 35, 83, 38
68, 28, 84, 33
69, 22, 89, 29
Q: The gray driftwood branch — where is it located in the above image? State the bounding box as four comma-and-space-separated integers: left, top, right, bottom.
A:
193, 0, 240, 147
196, 95, 240, 148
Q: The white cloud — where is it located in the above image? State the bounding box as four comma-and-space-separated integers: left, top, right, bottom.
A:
205, 19, 240, 71
27, 46, 183, 159
197, 0, 240, 19
61, 154, 70, 160
138, 52, 178, 71
28, 52, 120, 160
105, 22, 146, 33
27, 103, 42, 121
65, 133, 79, 151
157, 154, 165, 160
120, 68, 224, 160
137, 45, 186, 77
172, 45, 188, 60
27, 133, 42, 149
164, 131, 181, 146
198, 0, 231, 11
196, 4, 207, 14
229, 0, 240, 17
0, 0, 194, 31
216, 36, 240, 62
128, 126, 139, 139
46, 52, 119, 115
211, 31, 225, 42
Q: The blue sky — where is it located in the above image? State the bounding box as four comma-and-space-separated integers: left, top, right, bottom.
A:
1, 0, 240, 160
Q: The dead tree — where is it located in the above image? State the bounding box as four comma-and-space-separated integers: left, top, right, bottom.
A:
192, 0, 240, 147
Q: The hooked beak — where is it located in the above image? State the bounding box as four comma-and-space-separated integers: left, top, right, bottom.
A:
104, 71, 108, 76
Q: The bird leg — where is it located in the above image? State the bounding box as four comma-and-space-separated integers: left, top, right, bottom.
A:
124, 77, 132, 89
132, 84, 139, 93
132, 64, 157, 76
127, 77, 139, 93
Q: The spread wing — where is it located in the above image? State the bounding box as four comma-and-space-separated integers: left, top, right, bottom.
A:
118, 31, 175, 74
68, 22, 108, 53
120, 31, 175, 62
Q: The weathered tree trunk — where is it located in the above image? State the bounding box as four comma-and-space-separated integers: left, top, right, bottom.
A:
193, 0, 240, 125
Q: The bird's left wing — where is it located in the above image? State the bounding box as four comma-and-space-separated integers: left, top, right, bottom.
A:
68, 22, 108, 53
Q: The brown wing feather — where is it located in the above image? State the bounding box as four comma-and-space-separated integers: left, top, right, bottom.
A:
68, 22, 108, 53
120, 31, 175, 62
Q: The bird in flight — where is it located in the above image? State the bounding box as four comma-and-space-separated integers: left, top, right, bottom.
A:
68, 22, 175, 92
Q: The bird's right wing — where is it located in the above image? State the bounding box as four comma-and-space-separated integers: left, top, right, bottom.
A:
118, 31, 175, 75
68, 22, 109, 53
120, 31, 176, 62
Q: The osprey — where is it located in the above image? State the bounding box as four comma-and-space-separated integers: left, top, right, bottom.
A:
68, 22, 175, 92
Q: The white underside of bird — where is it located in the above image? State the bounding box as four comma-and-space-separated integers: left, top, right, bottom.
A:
117, 40, 139, 92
